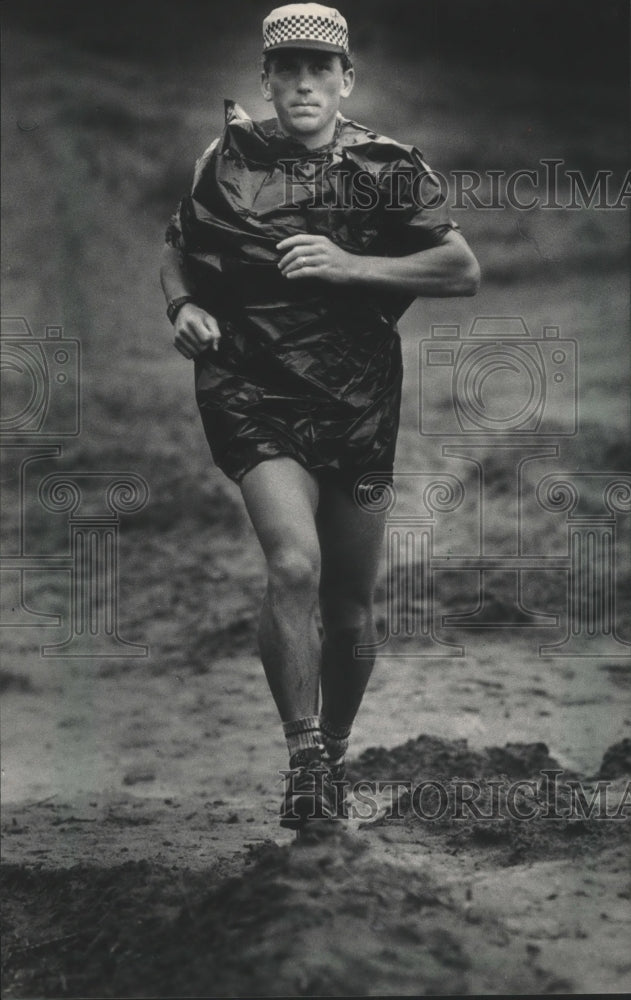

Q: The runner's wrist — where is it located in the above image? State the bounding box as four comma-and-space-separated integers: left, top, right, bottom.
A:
345, 254, 374, 284
167, 295, 195, 324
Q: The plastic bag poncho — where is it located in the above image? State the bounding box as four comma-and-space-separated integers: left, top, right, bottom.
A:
166, 101, 457, 491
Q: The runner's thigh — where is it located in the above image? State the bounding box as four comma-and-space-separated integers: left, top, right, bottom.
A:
317, 480, 386, 610
240, 458, 320, 567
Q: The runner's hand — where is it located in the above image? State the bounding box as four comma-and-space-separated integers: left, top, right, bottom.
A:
277, 234, 359, 284
173, 305, 221, 359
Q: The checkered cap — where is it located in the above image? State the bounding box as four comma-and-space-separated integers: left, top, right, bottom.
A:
263, 4, 349, 55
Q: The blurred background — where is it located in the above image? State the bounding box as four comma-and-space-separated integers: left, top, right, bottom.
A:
1, 0, 629, 670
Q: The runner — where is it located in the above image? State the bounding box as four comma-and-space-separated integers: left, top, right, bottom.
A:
160, 3, 480, 829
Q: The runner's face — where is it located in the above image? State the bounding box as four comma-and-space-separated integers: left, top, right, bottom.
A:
261, 50, 354, 147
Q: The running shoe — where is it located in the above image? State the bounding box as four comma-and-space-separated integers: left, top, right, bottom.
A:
280, 763, 336, 829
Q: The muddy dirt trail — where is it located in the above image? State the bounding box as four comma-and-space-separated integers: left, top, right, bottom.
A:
2, 655, 631, 997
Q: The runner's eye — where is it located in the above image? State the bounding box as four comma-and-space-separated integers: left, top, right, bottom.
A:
272, 59, 299, 74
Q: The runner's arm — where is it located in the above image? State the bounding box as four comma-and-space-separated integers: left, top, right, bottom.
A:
160, 245, 222, 358
277, 230, 480, 297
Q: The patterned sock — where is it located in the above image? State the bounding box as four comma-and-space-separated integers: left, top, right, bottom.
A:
283, 716, 323, 768
320, 717, 351, 767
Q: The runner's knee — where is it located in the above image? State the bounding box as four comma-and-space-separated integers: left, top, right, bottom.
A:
267, 545, 320, 597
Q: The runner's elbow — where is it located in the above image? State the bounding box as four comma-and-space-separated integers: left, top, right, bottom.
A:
438, 233, 481, 296
461, 253, 481, 295
446, 246, 480, 296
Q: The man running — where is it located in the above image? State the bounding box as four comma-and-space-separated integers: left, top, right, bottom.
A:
160, 3, 480, 828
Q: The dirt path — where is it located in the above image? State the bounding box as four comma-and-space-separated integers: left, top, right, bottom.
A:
2, 647, 631, 996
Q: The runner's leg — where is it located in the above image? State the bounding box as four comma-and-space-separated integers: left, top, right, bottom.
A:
242, 458, 336, 826
317, 480, 386, 732
240, 457, 321, 723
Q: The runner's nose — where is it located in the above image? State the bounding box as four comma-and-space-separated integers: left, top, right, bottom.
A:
296, 72, 314, 93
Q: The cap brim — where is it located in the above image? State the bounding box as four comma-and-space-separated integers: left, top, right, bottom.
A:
263, 39, 347, 55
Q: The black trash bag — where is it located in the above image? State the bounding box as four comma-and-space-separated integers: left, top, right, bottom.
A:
166, 101, 456, 489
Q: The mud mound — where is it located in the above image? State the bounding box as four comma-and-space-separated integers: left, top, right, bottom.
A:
598, 738, 631, 779
2, 838, 569, 998
2, 861, 204, 999
347, 734, 563, 784
347, 735, 628, 865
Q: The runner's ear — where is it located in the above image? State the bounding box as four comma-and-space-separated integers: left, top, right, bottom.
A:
340, 66, 355, 99
261, 73, 273, 102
